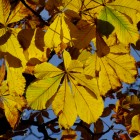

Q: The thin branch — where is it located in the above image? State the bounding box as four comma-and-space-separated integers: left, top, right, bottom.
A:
20, 0, 49, 26
74, 122, 114, 139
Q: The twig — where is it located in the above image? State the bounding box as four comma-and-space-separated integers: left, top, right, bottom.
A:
74, 121, 114, 139
20, 0, 49, 26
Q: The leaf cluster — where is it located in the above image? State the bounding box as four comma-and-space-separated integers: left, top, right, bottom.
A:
0, 0, 140, 139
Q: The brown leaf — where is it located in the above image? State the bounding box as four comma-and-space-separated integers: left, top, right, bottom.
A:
41, 110, 49, 118
37, 113, 44, 124
101, 107, 112, 118
94, 119, 104, 140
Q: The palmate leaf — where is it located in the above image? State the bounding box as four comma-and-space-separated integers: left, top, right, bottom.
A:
0, 81, 26, 128
96, 0, 140, 44
26, 50, 104, 128
98, 6, 139, 44
84, 34, 137, 96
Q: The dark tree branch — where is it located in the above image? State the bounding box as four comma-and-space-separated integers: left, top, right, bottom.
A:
20, 118, 58, 139
74, 121, 114, 139
20, 0, 56, 61
20, 0, 49, 26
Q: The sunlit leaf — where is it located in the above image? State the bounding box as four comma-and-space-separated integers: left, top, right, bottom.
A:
84, 42, 137, 95
26, 50, 103, 128
18, 28, 48, 64
44, 13, 72, 53
7, 67, 25, 96
26, 74, 63, 110
52, 76, 77, 129
70, 77, 104, 123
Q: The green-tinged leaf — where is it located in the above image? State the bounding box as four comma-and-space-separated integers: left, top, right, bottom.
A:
26, 75, 63, 110
34, 62, 64, 78
52, 76, 77, 129
108, 0, 140, 23
98, 6, 139, 44
133, 135, 140, 140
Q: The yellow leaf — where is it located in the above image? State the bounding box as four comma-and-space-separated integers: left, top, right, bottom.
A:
0, 29, 27, 67
133, 135, 140, 140
7, 67, 26, 96
18, 29, 48, 63
63, 50, 71, 70
70, 77, 104, 123
108, 0, 140, 24
0, 61, 5, 85
0, 0, 35, 67
84, 43, 137, 96
26, 51, 103, 127
0, 81, 26, 128
130, 114, 140, 140
44, 13, 71, 53
52, 76, 77, 128
34, 62, 64, 78
70, 73, 100, 98
26, 75, 63, 110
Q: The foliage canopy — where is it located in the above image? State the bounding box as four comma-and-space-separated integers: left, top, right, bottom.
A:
0, 0, 140, 139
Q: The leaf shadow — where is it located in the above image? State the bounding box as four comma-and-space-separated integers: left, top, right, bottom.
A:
97, 19, 114, 37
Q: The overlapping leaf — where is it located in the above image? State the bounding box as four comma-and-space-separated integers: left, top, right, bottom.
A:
0, 81, 26, 128
17, 28, 49, 65
26, 50, 104, 128
63, 0, 140, 44
44, 13, 72, 53
84, 33, 137, 96
0, 0, 34, 67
